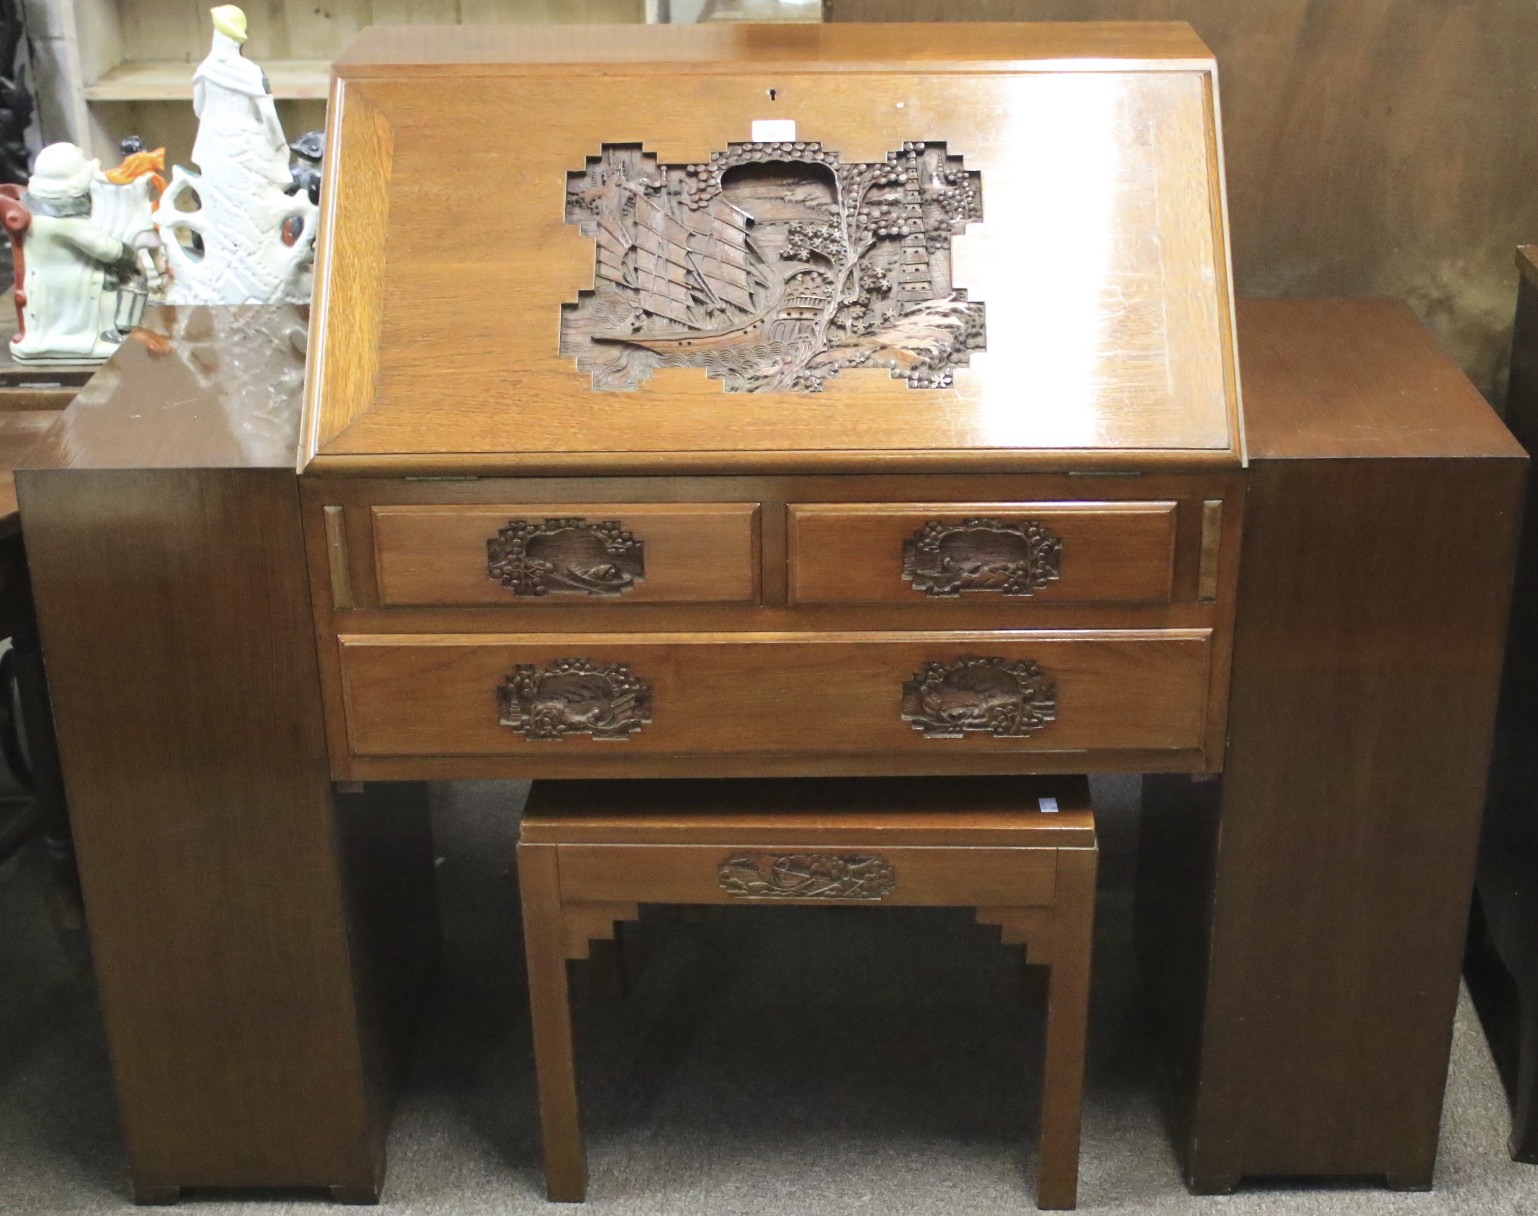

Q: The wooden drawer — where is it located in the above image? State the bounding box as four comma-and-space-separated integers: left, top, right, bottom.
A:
788, 502, 1179, 605
337, 630, 1212, 758
370, 503, 760, 606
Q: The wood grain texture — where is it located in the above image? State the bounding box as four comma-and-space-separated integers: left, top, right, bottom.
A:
788, 500, 1179, 605
371, 502, 761, 605
14, 304, 436, 1199
336, 629, 1215, 759
302, 23, 1240, 470
830, 0, 1538, 399
1138, 304, 1526, 1185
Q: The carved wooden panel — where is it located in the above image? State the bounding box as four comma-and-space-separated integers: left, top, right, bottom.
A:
900, 656, 1057, 738
562, 140, 985, 393
486, 517, 644, 597
901, 517, 1063, 597
496, 658, 652, 741
717, 853, 897, 899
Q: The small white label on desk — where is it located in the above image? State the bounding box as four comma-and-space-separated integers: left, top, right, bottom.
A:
752, 119, 797, 142
1038, 797, 1059, 813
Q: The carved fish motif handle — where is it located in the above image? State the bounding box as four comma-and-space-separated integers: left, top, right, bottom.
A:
900, 655, 1058, 738
496, 658, 652, 741
487, 517, 644, 597
901, 517, 1062, 597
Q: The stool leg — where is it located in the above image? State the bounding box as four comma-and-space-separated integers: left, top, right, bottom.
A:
1036, 847, 1097, 1210
518, 843, 588, 1202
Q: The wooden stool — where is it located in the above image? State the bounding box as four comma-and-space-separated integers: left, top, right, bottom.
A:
517, 775, 1098, 1209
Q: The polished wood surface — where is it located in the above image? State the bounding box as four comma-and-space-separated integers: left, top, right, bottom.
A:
15, 305, 438, 1200
1139, 298, 1526, 1189
303, 22, 1240, 471
830, 1, 1538, 401
787, 500, 1178, 604
371, 502, 762, 606
520, 774, 1096, 844
337, 629, 1216, 759
518, 774, 1097, 1207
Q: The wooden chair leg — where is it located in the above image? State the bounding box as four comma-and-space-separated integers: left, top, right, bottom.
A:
1035, 848, 1097, 1210
517, 843, 588, 1202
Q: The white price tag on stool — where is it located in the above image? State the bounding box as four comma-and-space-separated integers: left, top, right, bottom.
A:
752, 119, 797, 142
1038, 797, 1059, 813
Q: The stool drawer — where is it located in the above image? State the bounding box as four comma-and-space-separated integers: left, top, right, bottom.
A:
555, 843, 1059, 906
788, 501, 1178, 604
371, 503, 761, 606
337, 630, 1212, 758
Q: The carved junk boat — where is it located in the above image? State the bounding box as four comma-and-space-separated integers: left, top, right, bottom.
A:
591, 192, 797, 352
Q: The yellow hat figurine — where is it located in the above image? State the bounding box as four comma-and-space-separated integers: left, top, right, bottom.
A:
210, 5, 248, 43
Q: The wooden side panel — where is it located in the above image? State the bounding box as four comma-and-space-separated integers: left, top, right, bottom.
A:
16, 465, 435, 1196
337, 629, 1214, 758
305, 80, 395, 463
788, 500, 1179, 605
1139, 456, 1525, 1184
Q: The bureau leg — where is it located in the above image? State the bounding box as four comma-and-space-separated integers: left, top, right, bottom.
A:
1035, 848, 1097, 1211
518, 843, 588, 1202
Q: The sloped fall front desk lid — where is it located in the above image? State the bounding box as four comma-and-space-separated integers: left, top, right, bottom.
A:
299, 21, 1243, 475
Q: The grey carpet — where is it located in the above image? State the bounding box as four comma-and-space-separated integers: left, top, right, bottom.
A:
1, 776, 1532, 1213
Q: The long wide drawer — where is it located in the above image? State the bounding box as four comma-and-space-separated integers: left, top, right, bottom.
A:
371, 503, 761, 606
788, 501, 1179, 604
337, 630, 1212, 758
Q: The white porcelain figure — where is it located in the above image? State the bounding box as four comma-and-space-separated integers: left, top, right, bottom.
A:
153, 6, 317, 305
9, 143, 139, 365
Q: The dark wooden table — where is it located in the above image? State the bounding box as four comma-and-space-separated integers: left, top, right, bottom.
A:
12, 297, 1525, 1202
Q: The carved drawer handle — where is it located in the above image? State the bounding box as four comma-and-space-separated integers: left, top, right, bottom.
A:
497, 658, 652, 741
901, 656, 1057, 738
487, 517, 644, 597
902, 517, 1062, 597
718, 853, 897, 900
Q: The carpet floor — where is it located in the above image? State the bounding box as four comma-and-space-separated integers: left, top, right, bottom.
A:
1, 776, 1532, 1214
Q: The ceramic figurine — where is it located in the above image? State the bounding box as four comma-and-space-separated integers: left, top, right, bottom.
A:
287, 130, 324, 206
97, 137, 168, 304
0, 143, 146, 365
152, 6, 317, 304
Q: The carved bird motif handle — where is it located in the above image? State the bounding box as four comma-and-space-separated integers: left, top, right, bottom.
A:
900, 655, 1058, 738
901, 517, 1062, 597
487, 517, 645, 597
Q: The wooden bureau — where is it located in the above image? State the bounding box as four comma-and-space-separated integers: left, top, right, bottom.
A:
11, 19, 1526, 1208
297, 21, 1245, 788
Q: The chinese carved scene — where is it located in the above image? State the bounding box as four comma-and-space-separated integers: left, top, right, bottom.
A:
561, 140, 986, 393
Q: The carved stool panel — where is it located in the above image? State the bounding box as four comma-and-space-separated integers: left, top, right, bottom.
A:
516, 774, 1098, 1210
